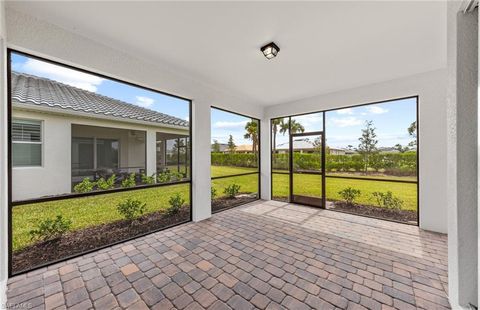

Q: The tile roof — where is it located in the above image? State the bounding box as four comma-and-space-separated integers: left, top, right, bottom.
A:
11, 72, 189, 128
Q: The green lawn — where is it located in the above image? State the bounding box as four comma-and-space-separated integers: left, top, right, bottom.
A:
12, 165, 415, 252
272, 173, 417, 211
211, 165, 257, 177
212, 173, 259, 198
12, 184, 190, 251
273, 169, 417, 181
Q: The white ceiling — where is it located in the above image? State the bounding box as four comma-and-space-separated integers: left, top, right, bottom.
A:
7, 1, 447, 106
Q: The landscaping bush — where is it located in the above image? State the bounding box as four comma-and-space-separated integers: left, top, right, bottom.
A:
29, 215, 72, 242
122, 173, 137, 188
141, 173, 156, 185
96, 174, 116, 190
211, 153, 258, 168
157, 171, 184, 183
74, 178, 95, 193
117, 198, 146, 221
338, 187, 361, 205
157, 172, 171, 183
372, 191, 404, 210
211, 187, 217, 199
252, 152, 416, 175
170, 171, 184, 182
167, 193, 185, 215
224, 184, 241, 199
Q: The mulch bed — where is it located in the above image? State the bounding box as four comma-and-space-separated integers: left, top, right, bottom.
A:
12, 206, 191, 274
271, 196, 417, 223
331, 201, 417, 223
212, 195, 258, 213
271, 196, 289, 202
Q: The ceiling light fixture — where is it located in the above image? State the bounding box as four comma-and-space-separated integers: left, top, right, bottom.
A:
261, 42, 280, 60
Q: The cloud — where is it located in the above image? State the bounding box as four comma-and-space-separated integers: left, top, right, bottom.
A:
336, 108, 353, 115
213, 120, 247, 129
21, 58, 104, 92
134, 96, 155, 108
366, 106, 388, 114
330, 117, 363, 128
292, 114, 323, 132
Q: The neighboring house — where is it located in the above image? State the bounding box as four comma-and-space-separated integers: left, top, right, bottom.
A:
275, 139, 347, 155
233, 144, 253, 153
11, 72, 189, 201
212, 143, 254, 153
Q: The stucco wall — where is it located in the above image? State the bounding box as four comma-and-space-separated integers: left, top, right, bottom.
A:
446, 3, 478, 308
263, 69, 448, 234
0, 0, 7, 305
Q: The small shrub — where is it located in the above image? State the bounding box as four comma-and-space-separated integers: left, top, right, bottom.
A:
224, 184, 241, 199
157, 172, 171, 183
170, 171, 184, 182
97, 174, 116, 190
117, 198, 146, 221
29, 215, 72, 242
372, 191, 403, 210
338, 187, 361, 205
122, 173, 137, 188
74, 178, 95, 193
167, 193, 185, 215
211, 187, 217, 199
141, 173, 156, 185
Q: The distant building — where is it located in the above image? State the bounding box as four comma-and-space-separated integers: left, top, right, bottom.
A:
275, 139, 348, 155
211, 143, 254, 153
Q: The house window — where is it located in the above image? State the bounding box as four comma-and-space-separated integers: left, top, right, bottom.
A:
12, 119, 42, 167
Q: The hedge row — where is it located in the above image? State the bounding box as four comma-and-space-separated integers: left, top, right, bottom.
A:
211, 152, 417, 176
211, 152, 259, 168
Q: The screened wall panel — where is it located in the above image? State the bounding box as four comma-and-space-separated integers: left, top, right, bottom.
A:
270, 97, 418, 225
9, 50, 192, 274
210, 108, 260, 212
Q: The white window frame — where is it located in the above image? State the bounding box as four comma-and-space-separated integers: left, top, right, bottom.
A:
12, 118, 43, 168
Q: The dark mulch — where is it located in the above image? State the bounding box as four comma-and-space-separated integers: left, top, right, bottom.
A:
212, 195, 258, 213
12, 206, 191, 274
271, 196, 417, 224
331, 201, 417, 224
271, 196, 289, 202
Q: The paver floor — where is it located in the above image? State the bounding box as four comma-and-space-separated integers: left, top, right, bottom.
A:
6, 200, 449, 309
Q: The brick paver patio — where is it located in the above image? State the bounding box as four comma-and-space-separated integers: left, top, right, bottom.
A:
6, 200, 449, 309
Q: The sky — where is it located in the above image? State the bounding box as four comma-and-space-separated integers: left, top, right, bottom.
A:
211, 108, 255, 145
12, 52, 415, 149
274, 98, 417, 149
11, 52, 190, 121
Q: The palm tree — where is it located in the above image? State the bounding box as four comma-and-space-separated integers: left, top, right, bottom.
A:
279, 119, 305, 136
271, 119, 282, 162
244, 121, 259, 160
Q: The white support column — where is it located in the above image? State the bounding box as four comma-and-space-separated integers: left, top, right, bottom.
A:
192, 100, 211, 222
260, 118, 271, 201
0, 0, 8, 304
146, 129, 157, 176
447, 2, 478, 308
